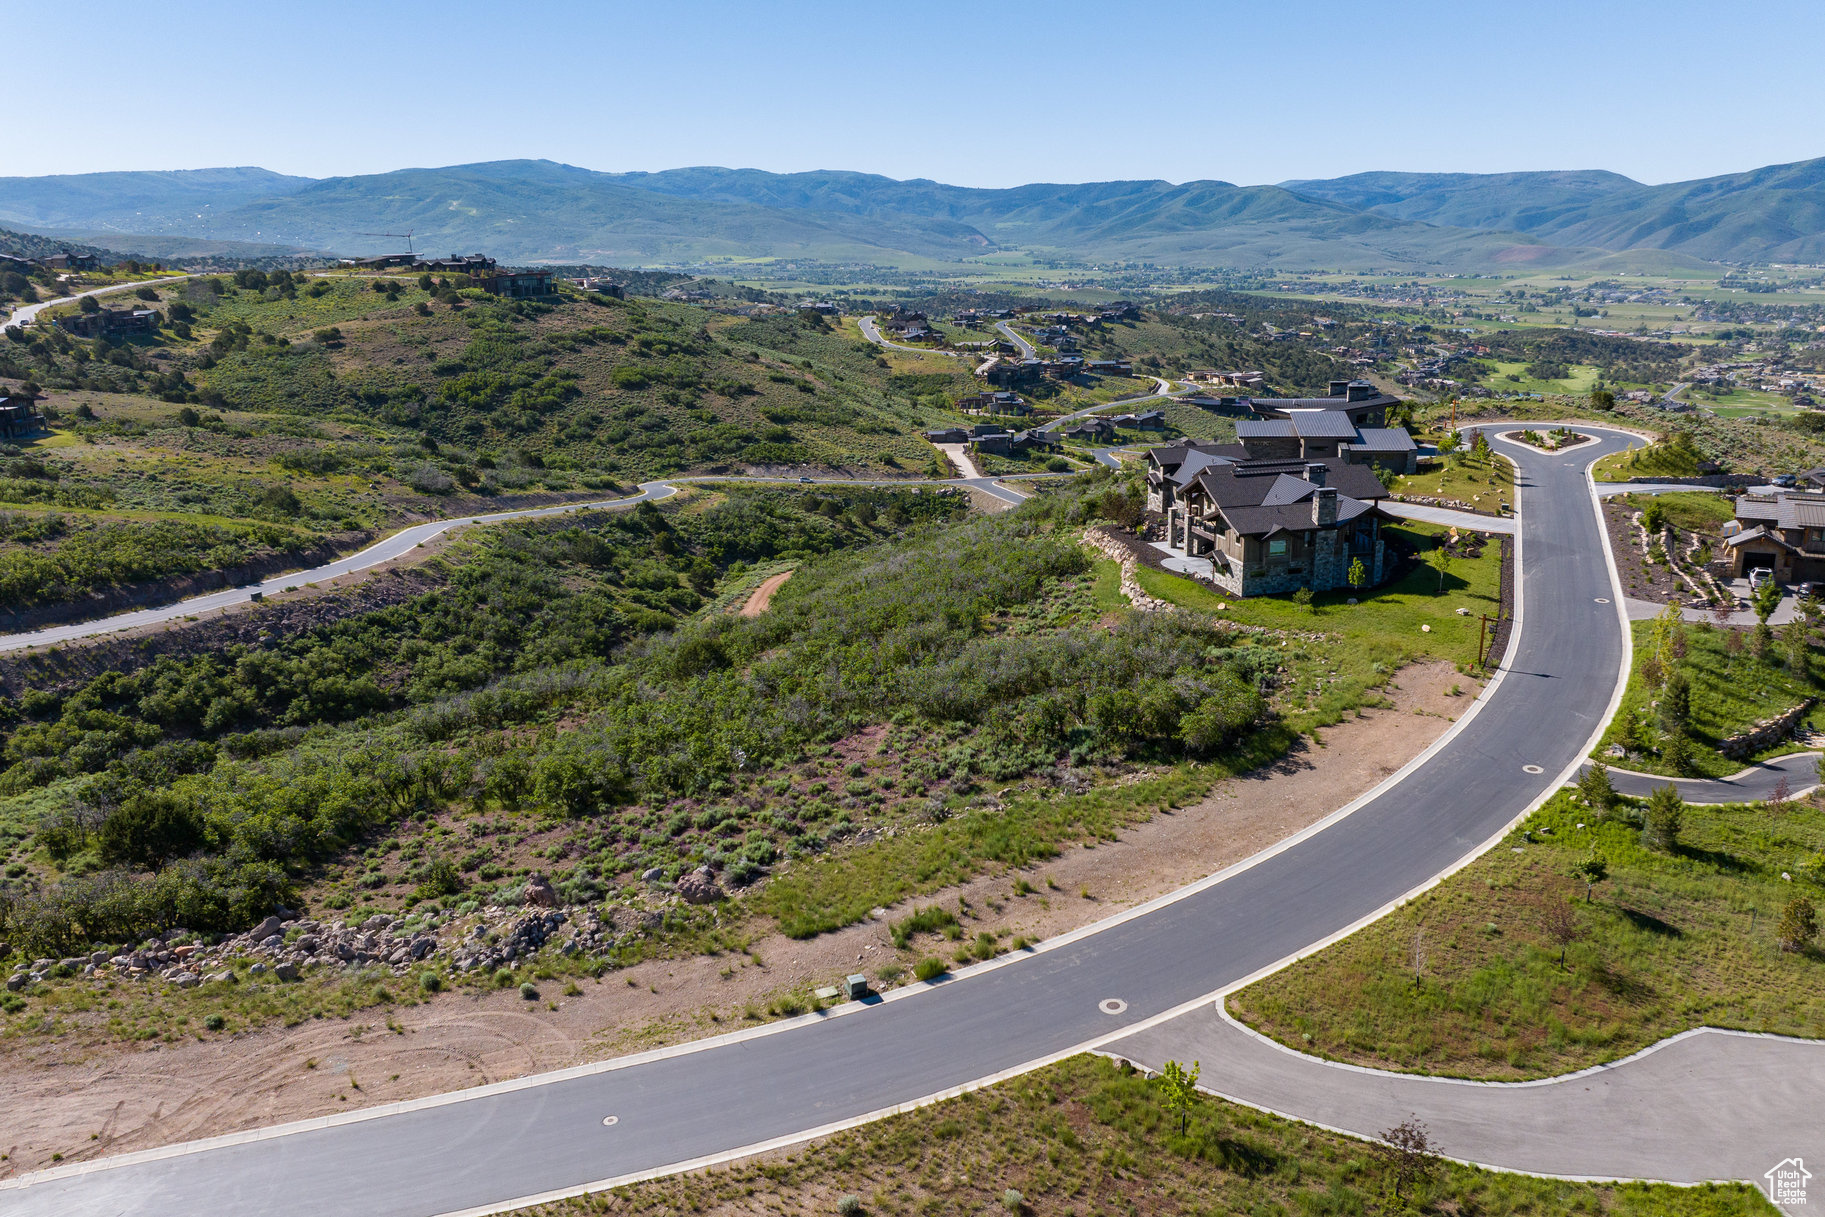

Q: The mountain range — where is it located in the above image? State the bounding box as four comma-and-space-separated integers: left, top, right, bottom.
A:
1, 157, 1820, 271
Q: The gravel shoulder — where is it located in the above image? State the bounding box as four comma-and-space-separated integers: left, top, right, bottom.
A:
0, 662, 1473, 1175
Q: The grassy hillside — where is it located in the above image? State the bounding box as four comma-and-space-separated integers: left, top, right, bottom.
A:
0, 478, 1291, 1035
0, 273, 992, 613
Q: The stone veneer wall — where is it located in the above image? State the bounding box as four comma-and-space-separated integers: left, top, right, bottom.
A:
1719, 697, 1816, 761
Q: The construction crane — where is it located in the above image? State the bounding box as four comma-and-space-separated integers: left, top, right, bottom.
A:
356, 229, 415, 255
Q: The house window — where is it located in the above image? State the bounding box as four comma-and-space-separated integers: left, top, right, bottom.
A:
1268, 538, 1287, 557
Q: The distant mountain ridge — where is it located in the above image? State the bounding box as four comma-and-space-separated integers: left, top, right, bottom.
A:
0, 167, 314, 235
1281, 160, 1825, 262
0, 157, 1817, 269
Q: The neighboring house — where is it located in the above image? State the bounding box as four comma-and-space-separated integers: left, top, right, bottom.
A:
1340, 427, 1418, 473
1010, 429, 1060, 454
1063, 418, 1117, 442
1725, 492, 1825, 582
923, 427, 968, 444
572, 277, 625, 297
351, 253, 417, 269
1236, 411, 1360, 461
1144, 439, 1250, 513
797, 301, 839, 316
970, 426, 1013, 457
1181, 393, 1252, 413
480, 271, 556, 298
955, 391, 1032, 415
1131, 409, 1166, 430
984, 359, 1044, 389
1248, 379, 1398, 429
36, 251, 99, 271
1085, 359, 1133, 376
1165, 457, 1391, 598
1187, 369, 1265, 389
0, 393, 42, 439
1228, 380, 1416, 473
417, 254, 497, 275
58, 307, 158, 338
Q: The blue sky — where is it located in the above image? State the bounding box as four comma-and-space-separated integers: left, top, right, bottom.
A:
7, 0, 1819, 186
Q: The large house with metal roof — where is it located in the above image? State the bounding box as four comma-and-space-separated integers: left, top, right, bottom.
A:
1164, 458, 1392, 597
1724, 492, 1825, 582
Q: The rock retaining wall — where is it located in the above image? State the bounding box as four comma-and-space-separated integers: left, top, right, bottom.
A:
1081, 527, 1175, 612
1720, 698, 1816, 760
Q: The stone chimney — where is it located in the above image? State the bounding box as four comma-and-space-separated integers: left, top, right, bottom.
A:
1312, 486, 1339, 527
1328, 379, 1349, 397
1346, 380, 1376, 402
1304, 461, 1327, 486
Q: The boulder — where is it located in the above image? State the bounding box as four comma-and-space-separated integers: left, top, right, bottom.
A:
4, 974, 24, 992
203, 970, 237, 985
249, 915, 284, 942
524, 873, 559, 908
174, 973, 200, 989
676, 867, 726, 906
273, 962, 299, 982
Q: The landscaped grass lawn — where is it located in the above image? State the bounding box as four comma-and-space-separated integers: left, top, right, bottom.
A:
1392, 447, 1515, 512
1615, 489, 1733, 534
1229, 788, 1825, 1080
522, 1054, 1772, 1217
1595, 435, 1704, 482
1136, 522, 1501, 728
1595, 620, 1825, 779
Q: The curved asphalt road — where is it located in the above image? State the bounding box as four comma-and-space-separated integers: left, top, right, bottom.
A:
1111, 1010, 1822, 1189
855, 314, 968, 358
993, 318, 1036, 359
5, 428, 1699, 1215
0, 474, 1032, 654
3, 274, 194, 328
1585, 752, 1821, 804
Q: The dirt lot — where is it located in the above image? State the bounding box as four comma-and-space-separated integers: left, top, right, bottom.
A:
0, 662, 1475, 1175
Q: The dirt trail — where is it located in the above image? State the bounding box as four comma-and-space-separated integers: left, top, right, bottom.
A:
738, 570, 794, 617
0, 662, 1474, 1173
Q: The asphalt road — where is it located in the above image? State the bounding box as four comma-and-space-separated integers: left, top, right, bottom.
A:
855, 314, 967, 358
3, 274, 193, 328
4, 429, 1660, 1216
0, 474, 1032, 653
1585, 752, 1821, 804
993, 319, 1035, 359
0, 483, 676, 654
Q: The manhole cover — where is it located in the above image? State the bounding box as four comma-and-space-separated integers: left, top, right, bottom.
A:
1595, 597, 1610, 604
1522, 764, 1544, 775
602, 1115, 619, 1127
1099, 999, 1128, 1015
